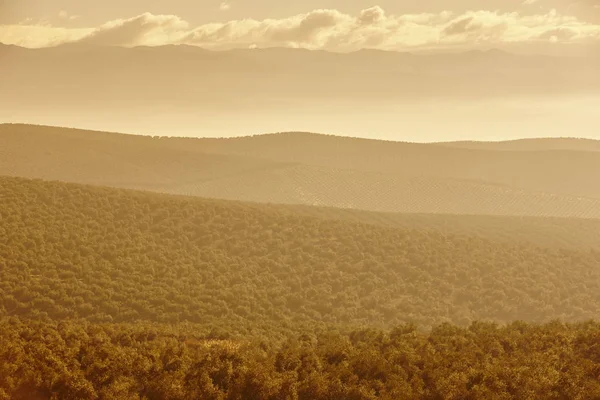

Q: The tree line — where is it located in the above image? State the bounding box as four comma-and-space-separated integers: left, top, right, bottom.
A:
2, 318, 600, 399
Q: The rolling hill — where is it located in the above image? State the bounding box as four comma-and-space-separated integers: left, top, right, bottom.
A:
189, 132, 600, 200
2, 124, 600, 218
162, 163, 600, 218
0, 124, 287, 189
2, 175, 600, 337
439, 137, 600, 152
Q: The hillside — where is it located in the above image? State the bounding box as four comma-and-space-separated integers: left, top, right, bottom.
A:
0, 124, 286, 189
191, 132, 600, 200
163, 164, 600, 219
440, 138, 600, 152
2, 319, 600, 400
2, 124, 600, 218
262, 205, 600, 252
2, 176, 600, 338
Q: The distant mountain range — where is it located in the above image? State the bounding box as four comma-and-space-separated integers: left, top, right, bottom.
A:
439, 138, 600, 152
2, 123, 600, 218
2, 43, 598, 105
1, 43, 599, 138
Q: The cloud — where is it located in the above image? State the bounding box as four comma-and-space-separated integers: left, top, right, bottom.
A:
1, 6, 600, 51
78, 13, 189, 46
358, 6, 386, 25
522, 0, 540, 5
538, 26, 579, 41
58, 11, 79, 21
219, 2, 231, 12
0, 24, 91, 48
180, 8, 600, 50
442, 17, 482, 36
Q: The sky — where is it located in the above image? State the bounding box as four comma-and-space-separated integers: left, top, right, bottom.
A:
1, 0, 600, 140
1, 0, 600, 53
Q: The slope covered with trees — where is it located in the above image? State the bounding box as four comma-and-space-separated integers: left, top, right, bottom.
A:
278, 204, 600, 252
2, 124, 600, 219
2, 319, 600, 400
2, 176, 600, 338
164, 164, 600, 219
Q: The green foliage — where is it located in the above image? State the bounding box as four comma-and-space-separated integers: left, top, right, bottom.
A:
1, 176, 600, 337
2, 319, 600, 399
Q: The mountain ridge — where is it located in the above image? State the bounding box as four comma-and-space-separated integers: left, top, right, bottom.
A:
2, 124, 600, 218
3, 123, 599, 147
2, 43, 598, 138
0, 42, 567, 57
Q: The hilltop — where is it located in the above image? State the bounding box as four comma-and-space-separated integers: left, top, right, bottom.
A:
439, 137, 600, 152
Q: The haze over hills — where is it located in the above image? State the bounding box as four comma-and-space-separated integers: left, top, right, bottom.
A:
1, 44, 599, 139
4, 43, 598, 101
439, 137, 600, 152
2, 123, 600, 218
186, 132, 600, 198
4, 1, 600, 397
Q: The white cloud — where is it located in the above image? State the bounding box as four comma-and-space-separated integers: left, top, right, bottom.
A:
180, 7, 600, 50
58, 10, 80, 21
0, 25, 91, 47
78, 13, 190, 46
1, 6, 599, 50
219, 2, 231, 12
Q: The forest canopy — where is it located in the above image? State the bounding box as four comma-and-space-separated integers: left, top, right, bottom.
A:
1, 176, 600, 336
2, 176, 600, 399
2, 319, 600, 399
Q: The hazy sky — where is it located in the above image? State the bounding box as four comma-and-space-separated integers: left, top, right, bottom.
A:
2, 0, 600, 25
2, 0, 600, 140
1, 0, 599, 52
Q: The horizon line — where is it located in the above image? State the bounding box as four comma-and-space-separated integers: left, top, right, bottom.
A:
1, 42, 589, 59
2, 122, 597, 145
